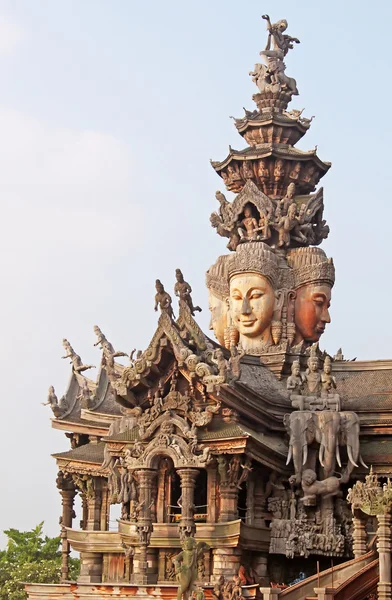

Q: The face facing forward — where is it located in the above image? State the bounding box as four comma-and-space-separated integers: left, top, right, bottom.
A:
229, 273, 275, 339
294, 283, 331, 343
208, 290, 228, 346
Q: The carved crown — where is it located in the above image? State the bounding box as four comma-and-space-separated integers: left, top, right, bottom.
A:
227, 242, 279, 288
206, 255, 230, 300
287, 247, 335, 288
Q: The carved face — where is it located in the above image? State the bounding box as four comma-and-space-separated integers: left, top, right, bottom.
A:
208, 290, 228, 346
292, 363, 300, 377
244, 205, 252, 218
288, 203, 297, 218
308, 357, 318, 373
324, 362, 331, 375
229, 273, 275, 340
294, 283, 331, 343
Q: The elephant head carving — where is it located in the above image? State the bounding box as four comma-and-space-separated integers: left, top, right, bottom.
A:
339, 412, 367, 483
284, 411, 315, 484
315, 411, 341, 478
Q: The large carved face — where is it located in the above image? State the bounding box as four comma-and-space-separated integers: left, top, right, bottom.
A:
229, 273, 275, 341
208, 290, 228, 346
294, 283, 331, 344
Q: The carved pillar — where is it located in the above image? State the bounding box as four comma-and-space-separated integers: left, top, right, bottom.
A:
78, 552, 103, 583
100, 480, 109, 531
177, 468, 199, 538
377, 512, 392, 600
219, 484, 239, 522
158, 549, 166, 582
253, 473, 266, 527
212, 547, 241, 581
247, 475, 255, 525
80, 493, 88, 529
132, 468, 156, 584
352, 510, 368, 558
57, 473, 76, 583
260, 589, 281, 600
156, 460, 171, 523
207, 464, 218, 522
86, 478, 103, 530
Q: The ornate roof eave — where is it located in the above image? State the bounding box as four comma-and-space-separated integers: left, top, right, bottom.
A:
211, 144, 331, 172
51, 417, 108, 437
234, 114, 310, 136
215, 383, 290, 432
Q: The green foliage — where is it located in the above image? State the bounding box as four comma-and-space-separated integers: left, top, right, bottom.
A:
0, 522, 79, 600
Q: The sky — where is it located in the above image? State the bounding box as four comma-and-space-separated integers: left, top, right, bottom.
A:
0, 0, 391, 545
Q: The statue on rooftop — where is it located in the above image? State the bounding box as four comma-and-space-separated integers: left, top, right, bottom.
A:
154, 279, 174, 318
42, 385, 66, 417
174, 269, 202, 316
250, 15, 299, 100
62, 339, 95, 373
93, 325, 127, 360
286, 360, 304, 394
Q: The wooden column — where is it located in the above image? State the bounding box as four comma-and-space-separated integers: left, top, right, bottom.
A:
253, 473, 266, 527
377, 512, 392, 600
246, 475, 255, 525
57, 473, 76, 583
86, 478, 103, 531
207, 465, 218, 522
177, 468, 199, 539
352, 510, 368, 558
219, 484, 239, 522
132, 469, 156, 584
100, 480, 109, 531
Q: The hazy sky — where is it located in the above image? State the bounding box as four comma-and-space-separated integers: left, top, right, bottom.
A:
0, 0, 391, 545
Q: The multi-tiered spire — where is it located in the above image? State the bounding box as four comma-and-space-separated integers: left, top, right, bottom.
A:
207, 16, 334, 368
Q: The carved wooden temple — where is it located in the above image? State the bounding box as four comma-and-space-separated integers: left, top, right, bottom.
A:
26, 14, 392, 600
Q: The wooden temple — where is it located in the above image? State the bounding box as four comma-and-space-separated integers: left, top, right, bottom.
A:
26, 14, 392, 600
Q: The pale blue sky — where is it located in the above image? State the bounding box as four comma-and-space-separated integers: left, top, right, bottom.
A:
0, 0, 391, 544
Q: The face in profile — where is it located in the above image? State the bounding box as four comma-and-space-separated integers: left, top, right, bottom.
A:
208, 291, 228, 346
229, 273, 275, 342
294, 283, 331, 344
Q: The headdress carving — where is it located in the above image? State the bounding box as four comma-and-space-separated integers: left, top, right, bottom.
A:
227, 242, 279, 288
287, 247, 335, 289
205, 255, 230, 300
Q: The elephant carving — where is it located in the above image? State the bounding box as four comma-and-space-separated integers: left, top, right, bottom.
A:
339, 412, 367, 483
284, 411, 315, 484
285, 410, 366, 485
316, 411, 341, 478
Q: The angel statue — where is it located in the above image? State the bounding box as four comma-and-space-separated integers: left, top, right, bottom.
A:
173, 537, 209, 600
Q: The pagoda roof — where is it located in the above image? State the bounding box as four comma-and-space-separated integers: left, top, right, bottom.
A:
211, 144, 331, 172
233, 110, 312, 130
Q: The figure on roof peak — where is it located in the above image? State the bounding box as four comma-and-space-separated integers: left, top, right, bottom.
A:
261, 15, 300, 59
93, 325, 127, 360
62, 338, 95, 373
154, 279, 174, 319
174, 269, 202, 316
